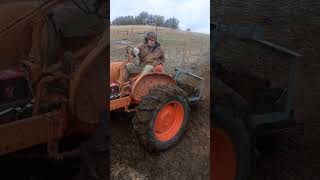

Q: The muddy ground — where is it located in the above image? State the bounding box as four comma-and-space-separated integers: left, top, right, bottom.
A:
110, 26, 210, 179
214, 0, 320, 179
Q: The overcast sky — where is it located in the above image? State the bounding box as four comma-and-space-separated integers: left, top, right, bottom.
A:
110, 0, 210, 34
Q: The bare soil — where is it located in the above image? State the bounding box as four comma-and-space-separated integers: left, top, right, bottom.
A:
110, 25, 210, 179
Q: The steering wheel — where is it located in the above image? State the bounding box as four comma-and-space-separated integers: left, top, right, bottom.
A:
125, 46, 140, 66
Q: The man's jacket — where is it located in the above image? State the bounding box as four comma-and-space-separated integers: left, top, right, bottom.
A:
136, 42, 165, 67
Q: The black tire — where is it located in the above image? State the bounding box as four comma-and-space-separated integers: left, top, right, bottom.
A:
132, 84, 190, 152
213, 106, 252, 180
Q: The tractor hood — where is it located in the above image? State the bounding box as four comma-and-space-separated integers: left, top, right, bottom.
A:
110, 61, 123, 83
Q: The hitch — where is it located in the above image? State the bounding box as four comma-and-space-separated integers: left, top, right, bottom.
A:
173, 67, 205, 103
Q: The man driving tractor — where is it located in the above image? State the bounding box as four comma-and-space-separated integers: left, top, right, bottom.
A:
120, 31, 165, 82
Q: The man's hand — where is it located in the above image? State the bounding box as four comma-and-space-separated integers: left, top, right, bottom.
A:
153, 64, 163, 72
132, 48, 140, 56
126, 48, 141, 65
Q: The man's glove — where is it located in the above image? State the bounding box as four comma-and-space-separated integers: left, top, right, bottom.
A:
132, 48, 140, 56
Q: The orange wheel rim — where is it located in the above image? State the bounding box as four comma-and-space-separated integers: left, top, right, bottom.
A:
154, 101, 184, 142
211, 128, 236, 180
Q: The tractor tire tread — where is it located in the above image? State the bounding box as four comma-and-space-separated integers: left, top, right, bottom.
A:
133, 84, 190, 152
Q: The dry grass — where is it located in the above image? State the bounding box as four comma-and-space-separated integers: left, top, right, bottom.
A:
110, 25, 210, 76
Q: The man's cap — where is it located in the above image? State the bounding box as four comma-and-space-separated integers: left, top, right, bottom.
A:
145, 32, 156, 41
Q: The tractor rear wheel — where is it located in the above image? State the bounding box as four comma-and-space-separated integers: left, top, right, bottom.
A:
132, 84, 190, 152
212, 106, 252, 180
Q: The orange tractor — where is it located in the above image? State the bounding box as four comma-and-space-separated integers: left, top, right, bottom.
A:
110, 46, 204, 151
0, 0, 107, 162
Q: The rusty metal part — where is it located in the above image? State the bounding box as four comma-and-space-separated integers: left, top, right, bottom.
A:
0, 110, 66, 156
69, 40, 108, 125
32, 72, 69, 115
0, 0, 107, 158
110, 96, 131, 111
131, 73, 176, 102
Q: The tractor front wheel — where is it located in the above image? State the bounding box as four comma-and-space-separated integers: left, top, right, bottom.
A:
133, 85, 190, 152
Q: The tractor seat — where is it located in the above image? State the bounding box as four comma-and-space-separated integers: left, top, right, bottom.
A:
128, 65, 164, 82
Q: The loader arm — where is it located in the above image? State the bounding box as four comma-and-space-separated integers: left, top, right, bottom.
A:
69, 34, 108, 126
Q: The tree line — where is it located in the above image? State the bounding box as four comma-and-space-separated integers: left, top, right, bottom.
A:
111, 11, 180, 29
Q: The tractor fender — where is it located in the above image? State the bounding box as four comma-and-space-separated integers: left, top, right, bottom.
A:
69, 38, 108, 125
132, 73, 176, 102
